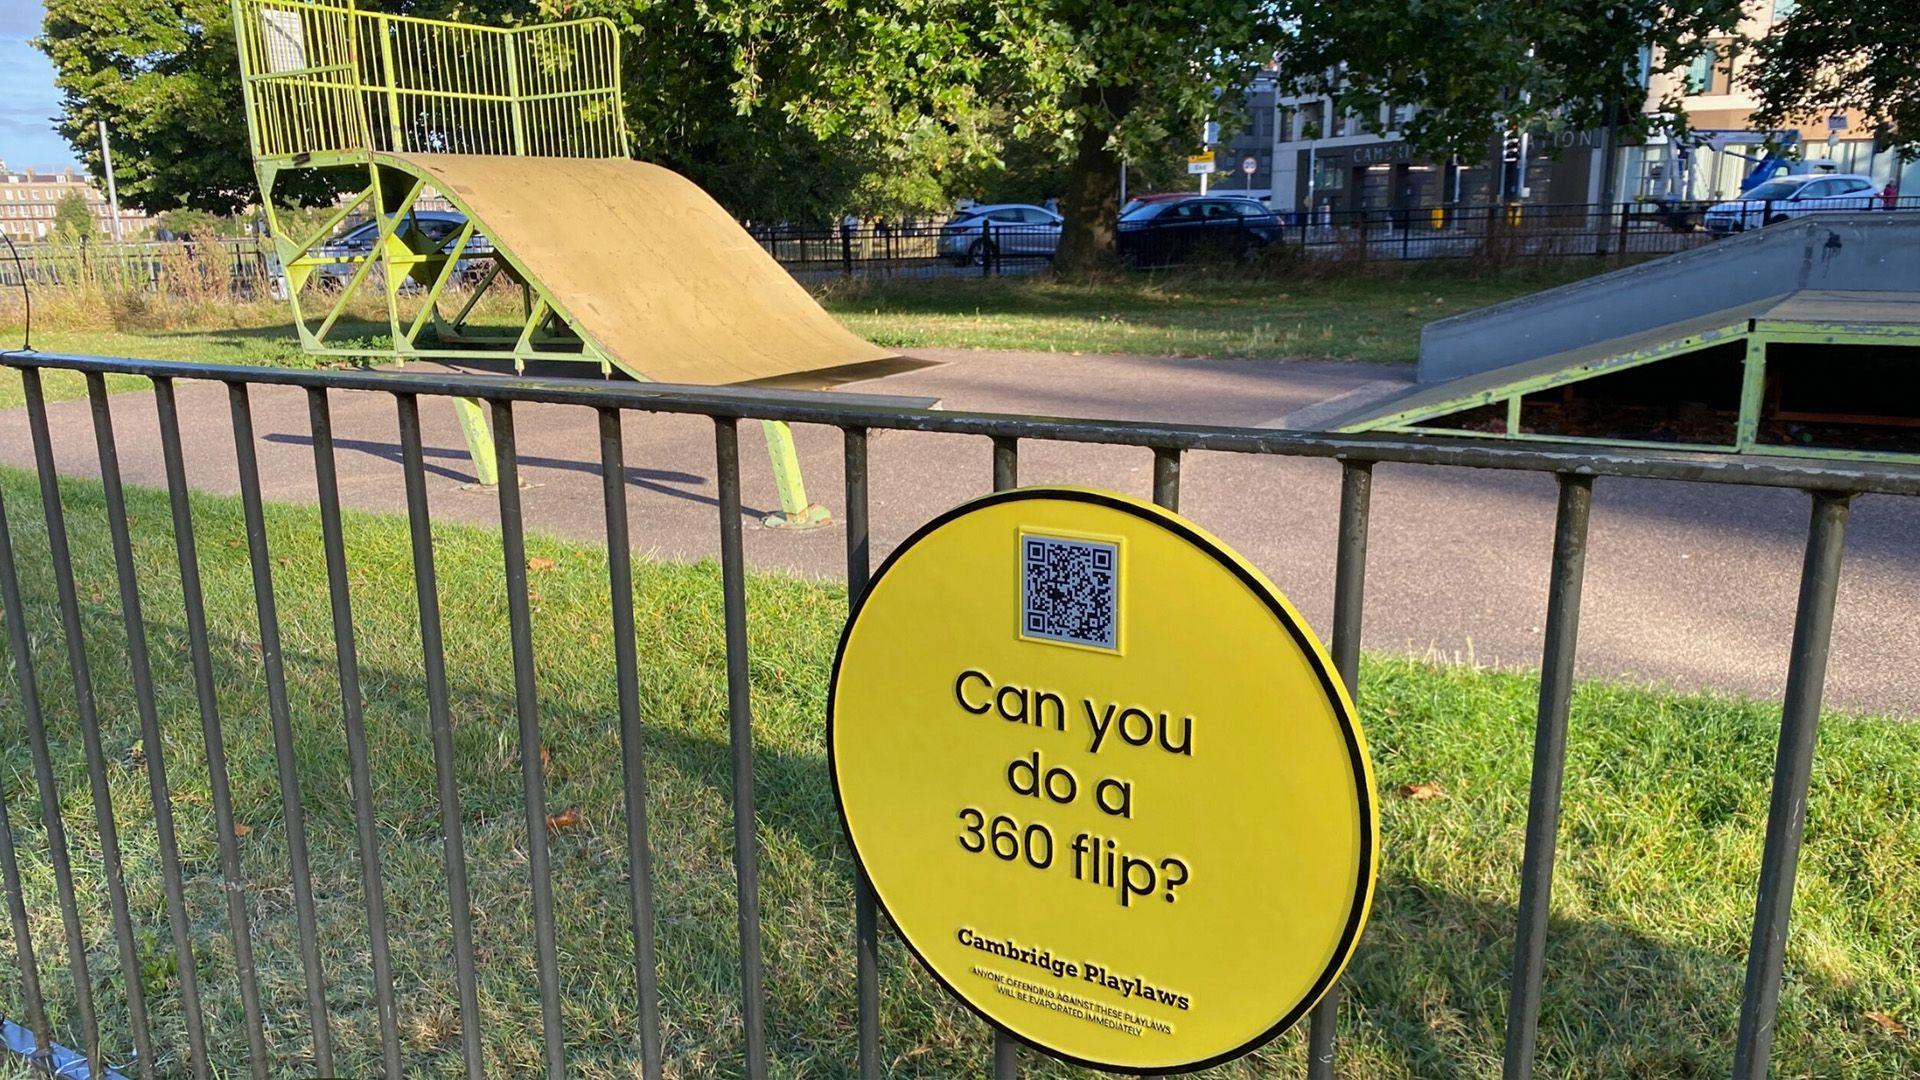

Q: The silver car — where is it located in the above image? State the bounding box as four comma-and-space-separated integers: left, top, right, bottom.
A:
1703, 173, 1882, 235
313, 210, 492, 285
939, 204, 1063, 264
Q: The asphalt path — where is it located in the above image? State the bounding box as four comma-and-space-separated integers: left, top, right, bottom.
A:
4, 347, 1915, 715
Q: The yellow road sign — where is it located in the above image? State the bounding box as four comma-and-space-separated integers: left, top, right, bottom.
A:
829, 487, 1377, 1072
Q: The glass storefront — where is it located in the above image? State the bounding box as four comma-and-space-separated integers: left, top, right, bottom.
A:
1618, 138, 1920, 202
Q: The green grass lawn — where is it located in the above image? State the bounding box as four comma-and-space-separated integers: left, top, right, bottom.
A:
0, 468, 1912, 1078
821, 263, 1612, 362
1, 262, 1612, 412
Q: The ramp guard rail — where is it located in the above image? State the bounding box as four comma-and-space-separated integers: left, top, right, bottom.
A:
0, 350, 1914, 1080
234, 0, 626, 162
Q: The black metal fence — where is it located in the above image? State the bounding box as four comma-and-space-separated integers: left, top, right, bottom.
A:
0, 351, 1916, 1079
0, 239, 275, 294
7, 198, 1917, 299
754, 195, 1920, 278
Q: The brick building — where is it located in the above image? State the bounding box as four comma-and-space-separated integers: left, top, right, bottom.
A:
0, 161, 149, 241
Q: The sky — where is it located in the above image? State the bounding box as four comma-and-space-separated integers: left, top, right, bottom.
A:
1, 0, 81, 172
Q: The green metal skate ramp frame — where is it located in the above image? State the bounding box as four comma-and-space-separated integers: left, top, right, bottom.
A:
1328, 290, 1920, 465
233, 0, 904, 519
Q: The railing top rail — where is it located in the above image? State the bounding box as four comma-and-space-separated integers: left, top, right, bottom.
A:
8, 350, 1918, 497
238, 0, 619, 48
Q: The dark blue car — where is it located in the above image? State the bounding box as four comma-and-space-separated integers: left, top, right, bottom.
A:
1116, 196, 1282, 267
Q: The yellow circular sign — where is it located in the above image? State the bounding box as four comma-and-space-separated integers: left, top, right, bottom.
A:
829, 487, 1377, 1073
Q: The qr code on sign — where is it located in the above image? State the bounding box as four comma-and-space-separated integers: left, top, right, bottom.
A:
1021, 535, 1119, 650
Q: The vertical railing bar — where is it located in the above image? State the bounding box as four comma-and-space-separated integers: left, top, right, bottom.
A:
992, 433, 1024, 1073
597, 406, 665, 1080
489, 399, 568, 1080
14, 371, 100, 1071
42, 371, 172, 1079
396, 393, 487, 1080
0, 482, 56, 1066
992, 437, 1018, 493
1307, 460, 1374, 1080
843, 427, 880, 1080
1151, 447, 1181, 511
1501, 472, 1595, 1080
226, 382, 334, 1072
306, 386, 404, 1080
989, 432, 1019, 1077
152, 377, 270, 1078
713, 417, 770, 1079
1731, 491, 1851, 1080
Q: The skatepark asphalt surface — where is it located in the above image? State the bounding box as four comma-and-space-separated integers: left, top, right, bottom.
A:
3, 346, 1916, 715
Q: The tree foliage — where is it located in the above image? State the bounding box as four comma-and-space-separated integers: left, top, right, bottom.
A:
52, 190, 98, 239
1745, 0, 1920, 157
38, 0, 310, 214
1272, 0, 1746, 160
39, 0, 1801, 266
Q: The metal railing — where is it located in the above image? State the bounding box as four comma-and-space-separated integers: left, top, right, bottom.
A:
0, 239, 274, 293
756, 196, 1920, 279
11, 196, 1915, 301
0, 350, 1915, 1079
234, 0, 627, 161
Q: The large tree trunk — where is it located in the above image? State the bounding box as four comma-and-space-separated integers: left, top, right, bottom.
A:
1054, 83, 1134, 274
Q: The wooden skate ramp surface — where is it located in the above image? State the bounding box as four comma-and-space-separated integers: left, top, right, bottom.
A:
391, 154, 892, 384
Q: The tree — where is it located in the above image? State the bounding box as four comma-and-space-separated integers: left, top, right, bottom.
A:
39, 0, 990, 223
53, 190, 97, 240
981, 2, 1286, 270
1271, 0, 1746, 166
157, 207, 232, 239
1745, 0, 1920, 158
690, 0, 1286, 269
37, 0, 326, 214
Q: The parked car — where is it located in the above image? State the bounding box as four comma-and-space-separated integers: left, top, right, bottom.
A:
1702, 173, 1882, 235
939, 204, 1063, 264
1115, 196, 1282, 266
1118, 191, 1196, 218
314, 210, 491, 285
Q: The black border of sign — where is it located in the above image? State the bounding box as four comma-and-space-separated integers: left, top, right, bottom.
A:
825, 487, 1376, 1076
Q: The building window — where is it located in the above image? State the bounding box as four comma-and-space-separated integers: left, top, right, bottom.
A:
1298, 100, 1327, 141
1687, 40, 1739, 95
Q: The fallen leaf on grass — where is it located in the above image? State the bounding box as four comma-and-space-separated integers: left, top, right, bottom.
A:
539, 744, 553, 774
527, 556, 556, 573
1865, 1011, 1907, 1035
232, 823, 254, 838
1398, 782, 1447, 801
546, 808, 581, 832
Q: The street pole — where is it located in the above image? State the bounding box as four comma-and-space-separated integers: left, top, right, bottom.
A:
1200, 118, 1213, 195
1307, 142, 1317, 220
1119, 162, 1127, 211
97, 120, 123, 242
1596, 103, 1622, 256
